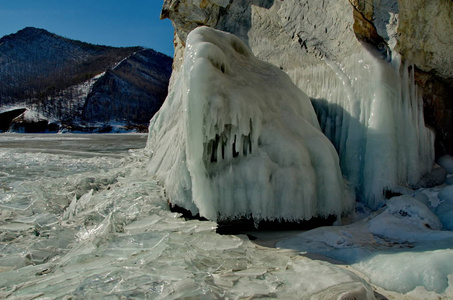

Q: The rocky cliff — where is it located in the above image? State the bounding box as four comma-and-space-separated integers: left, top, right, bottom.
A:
0, 27, 172, 132
158, 0, 452, 207
161, 0, 452, 156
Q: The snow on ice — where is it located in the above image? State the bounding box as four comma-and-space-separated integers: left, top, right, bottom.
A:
147, 26, 354, 223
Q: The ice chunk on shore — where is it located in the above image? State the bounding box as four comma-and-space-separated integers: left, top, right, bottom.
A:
146, 26, 353, 222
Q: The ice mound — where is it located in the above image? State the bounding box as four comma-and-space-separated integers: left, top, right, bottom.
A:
277, 193, 453, 296
147, 26, 353, 222
353, 245, 453, 295
368, 195, 443, 241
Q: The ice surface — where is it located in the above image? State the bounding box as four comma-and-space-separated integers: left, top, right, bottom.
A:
353, 246, 453, 295
147, 26, 353, 222
0, 134, 376, 299
278, 192, 453, 296
289, 50, 435, 209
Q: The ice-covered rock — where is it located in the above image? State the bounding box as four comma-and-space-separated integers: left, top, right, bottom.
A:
414, 164, 447, 188
161, 0, 440, 210
438, 155, 453, 174
147, 26, 354, 222
435, 186, 453, 230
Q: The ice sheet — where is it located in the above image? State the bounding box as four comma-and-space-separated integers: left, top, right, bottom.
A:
0, 135, 376, 299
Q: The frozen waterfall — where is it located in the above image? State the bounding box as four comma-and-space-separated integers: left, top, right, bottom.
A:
146, 26, 354, 222
288, 49, 435, 209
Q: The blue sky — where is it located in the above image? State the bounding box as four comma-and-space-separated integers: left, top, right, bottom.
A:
0, 0, 175, 56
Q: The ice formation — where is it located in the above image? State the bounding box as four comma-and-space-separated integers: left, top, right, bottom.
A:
289, 49, 435, 208
147, 26, 353, 222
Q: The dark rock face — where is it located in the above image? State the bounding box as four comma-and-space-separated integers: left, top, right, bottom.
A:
9, 119, 59, 133
0, 108, 26, 132
82, 49, 172, 126
415, 70, 453, 157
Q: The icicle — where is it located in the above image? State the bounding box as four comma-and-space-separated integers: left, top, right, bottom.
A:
287, 49, 434, 208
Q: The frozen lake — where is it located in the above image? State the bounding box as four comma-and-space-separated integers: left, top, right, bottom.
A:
0, 133, 148, 156
0, 133, 451, 299
0, 133, 147, 194
0, 133, 380, 299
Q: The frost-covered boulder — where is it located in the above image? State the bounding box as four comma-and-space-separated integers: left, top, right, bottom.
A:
147, 27, 353, 223
161, 0, 438, 210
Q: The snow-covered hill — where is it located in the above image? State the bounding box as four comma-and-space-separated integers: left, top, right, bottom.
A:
0, 27, 172, 133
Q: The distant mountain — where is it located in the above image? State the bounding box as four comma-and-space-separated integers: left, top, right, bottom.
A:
0, 27, 172, 133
